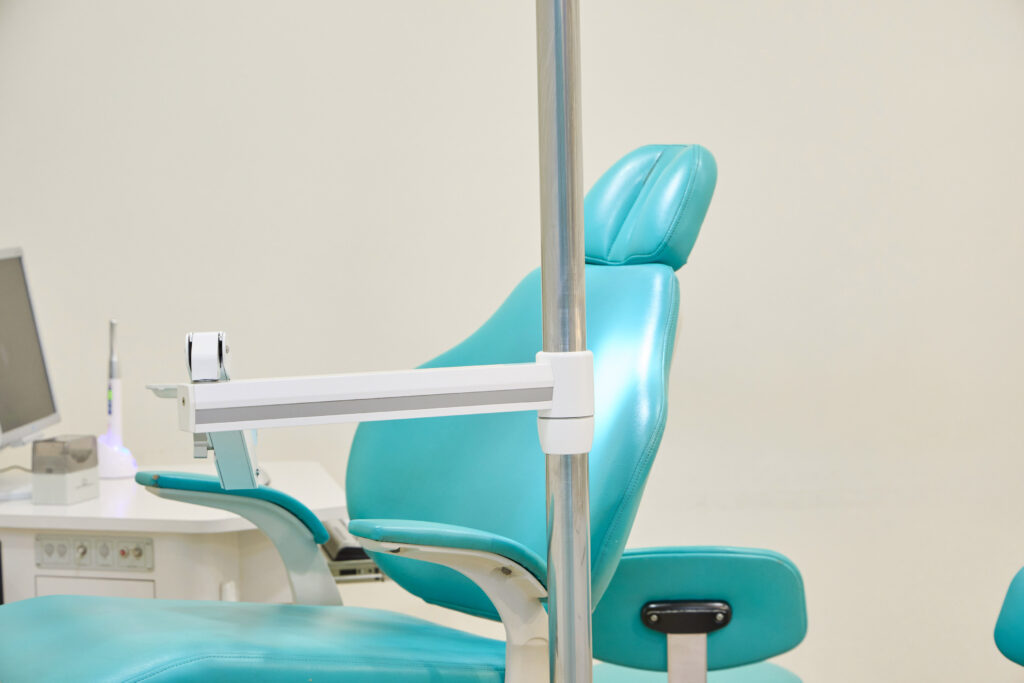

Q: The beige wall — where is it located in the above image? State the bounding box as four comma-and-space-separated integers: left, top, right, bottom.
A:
1, 1, 1023, 680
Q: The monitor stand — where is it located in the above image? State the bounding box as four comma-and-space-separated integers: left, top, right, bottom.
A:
0, 469, 31, 502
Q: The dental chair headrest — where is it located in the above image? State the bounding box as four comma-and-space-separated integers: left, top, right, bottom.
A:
584, 144, 716, 270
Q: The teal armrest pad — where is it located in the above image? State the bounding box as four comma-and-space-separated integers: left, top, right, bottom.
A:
996, 567, 1024, 664
136, 470, 329, 544
593, 546, 807, 671
348, 519, 546, 583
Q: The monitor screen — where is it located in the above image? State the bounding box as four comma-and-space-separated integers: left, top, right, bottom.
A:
0, 250, 57, 445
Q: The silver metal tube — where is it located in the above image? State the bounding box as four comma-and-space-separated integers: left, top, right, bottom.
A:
537, 0, 586, 354
545, 452, 592, 683
536, 1, 590, 678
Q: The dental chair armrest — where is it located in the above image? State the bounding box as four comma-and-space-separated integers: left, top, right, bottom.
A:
349, 518, 548, 683
137, 471, 330, 542
136, 471, 340, 605
593, 546, 807, 672
348, 519, 546, 583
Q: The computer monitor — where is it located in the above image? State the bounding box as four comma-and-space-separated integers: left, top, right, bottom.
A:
0, 247, 59, 448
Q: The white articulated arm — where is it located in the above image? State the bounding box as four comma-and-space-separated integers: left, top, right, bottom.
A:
158, 332, 592, 491
356, 537, 550, 683
177, 362, 556, 433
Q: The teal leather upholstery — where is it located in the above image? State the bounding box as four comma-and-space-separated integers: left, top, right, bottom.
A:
584, 144, 715, 269
594, 661, 800, 683
592, 547, 806, 671
0, 144, 719, 682
349, 519, 546, 582
346, 145, 715, 622
996, 568, 1024, 664
348, 264, 680, 619
0, 596, 505, 683
136, 470, 329, 543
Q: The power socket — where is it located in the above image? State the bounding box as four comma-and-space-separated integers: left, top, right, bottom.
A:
35, 534, 153, 572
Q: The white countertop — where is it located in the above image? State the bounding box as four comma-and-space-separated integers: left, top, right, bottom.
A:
0, 460, 346, 534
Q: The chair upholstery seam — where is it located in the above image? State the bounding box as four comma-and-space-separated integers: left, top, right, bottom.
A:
607, 148, 665, 262
621, 145, 698, 267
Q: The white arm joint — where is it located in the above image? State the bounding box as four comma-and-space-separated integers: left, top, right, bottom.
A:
535, 351, 594, 455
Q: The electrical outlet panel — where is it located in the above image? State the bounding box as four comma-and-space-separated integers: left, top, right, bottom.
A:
35, 535, 153, 572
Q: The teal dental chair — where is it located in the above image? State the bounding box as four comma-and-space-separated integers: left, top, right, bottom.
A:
0, 145, 805, 682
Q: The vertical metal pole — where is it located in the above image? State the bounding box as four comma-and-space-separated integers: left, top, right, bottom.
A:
545, 452, 591, 682
535, 1, 591, 682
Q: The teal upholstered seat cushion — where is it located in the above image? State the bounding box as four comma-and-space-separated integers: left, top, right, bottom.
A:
996, 567, 1024, 664
594, 661, 800, 683
0, 596, 505, 683
136, 470, 329, 543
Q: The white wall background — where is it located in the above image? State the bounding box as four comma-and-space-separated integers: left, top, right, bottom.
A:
1, 1, 1023, 680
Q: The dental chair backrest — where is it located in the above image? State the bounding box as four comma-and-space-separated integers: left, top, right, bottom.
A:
347, 144, 717, 620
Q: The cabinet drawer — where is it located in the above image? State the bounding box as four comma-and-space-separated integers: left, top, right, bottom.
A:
35, 576, 155, 599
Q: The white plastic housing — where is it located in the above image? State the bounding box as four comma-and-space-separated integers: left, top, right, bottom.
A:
535, 351, 594, 455
537, 416, 594, 455
535, 351, 593, 419
32, 468, 100, 505
188, 332, 227, 382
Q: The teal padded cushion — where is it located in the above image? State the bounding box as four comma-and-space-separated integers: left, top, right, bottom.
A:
347, 263, 681, 620
594, 661, 800, 683
0, 596, 504, 683
136, 470, 329, 544
349, 519, 546, 582
996, 567, 1024, 664
584, 144, 716, 270
347, 144, 715, 622
592, 547, 806, 671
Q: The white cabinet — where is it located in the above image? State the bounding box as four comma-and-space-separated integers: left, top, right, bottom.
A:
35, 576, 155, 599
0, 461, 345, 604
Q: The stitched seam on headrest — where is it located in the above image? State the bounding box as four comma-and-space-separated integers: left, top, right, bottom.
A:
605, 148, 665, 262
621, 145, 699, 266
659, 146, 703, 267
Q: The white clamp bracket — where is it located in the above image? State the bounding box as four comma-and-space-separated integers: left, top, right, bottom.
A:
535, 351, 594, 455
184, 331, 260, 490
187, 331, 231, 382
